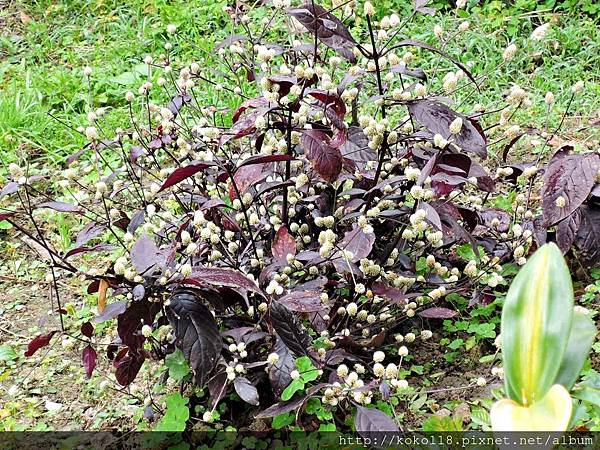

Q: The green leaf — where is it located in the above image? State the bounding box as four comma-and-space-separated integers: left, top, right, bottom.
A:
281, 379, 304, 401
296, 356, 319, 382
164, 349, 190, 381
479, 354, 496, 364
456, 243, 482, 262
110, 64, 148, 86
0, 220, 12, 230
470, 406, 491, 428
501, 243, 573, 406
306, 397, 332, 420
448, 338, 463, 350
318, 423, 336, 431
0, 345, 18, 362
422, 415, 462, 431
555, 311, 597, 390
155, 393, 189, 432
272, 412, 295, 429
572, 385, 600, 408
295, 356, 313, 372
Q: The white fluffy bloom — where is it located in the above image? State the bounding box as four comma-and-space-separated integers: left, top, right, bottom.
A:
85, 126, 98, 140
503, 44, 517, 61
449, 117, 463, 134
373, 351, 385, 363
531, 23, 550, 41
458, 21, 470, 32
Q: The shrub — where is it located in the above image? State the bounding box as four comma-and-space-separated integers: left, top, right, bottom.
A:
1, 0, 597, 433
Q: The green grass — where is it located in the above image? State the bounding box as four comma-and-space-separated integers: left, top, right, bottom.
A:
0, 0, 229, 165
0, 0, 598, 169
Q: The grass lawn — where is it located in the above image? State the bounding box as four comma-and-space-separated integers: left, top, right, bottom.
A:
0, 0, 599, 433
1, 0, 599, 168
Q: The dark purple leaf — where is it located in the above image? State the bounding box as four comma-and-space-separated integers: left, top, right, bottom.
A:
420, 201, 442, 231
215, 34, 249, 51
232, 97, 269, 123
355, 406, 400, 436
65, 243, 117, 259
228, 163, 269, 201
233, 376, 259, 406
93, 301, 128, 323
278, 291, 325, 313
117, 299, 160, 350
0, 182, 19, 198
222, 327, 254, 342
166, 290, 222, 387
556, 209, 582, 254
270, 300, 312, 356
115, 352, 145, 386
158, 162, 213, 192
127, 210, 145, 234
237, 154, 294, 167
390, 65, 427, 81
542, 153, 600, 226
272, 226, 296, 263
380, 381, 391, 400
130, 234, 161, 274
414, 0, 436, 15
255, 396, 307, 419
167, 93, 191, 116
418, 307, 458, 319
371, 283, 418, 305
575, 204, 600, 267
269, 337, 295, 396
502, 133, 526, 162
81, 322, 94, 338
395, 39, 477, 86
0, 212, 16, 222
82, 345, 97, 378
208, 371, 228, 409
130, 146, 145, 162
307, 90, 346, 118
336, 225, 374, 262
38, 201, 81, 213
220, 107, 270, 145
182, 267, 263, 298
66, 144, 91, 165
24, 331, 57, 357
408, 100, 486, 158
479, 208, 511, 233
340, 126, 377, 170
301, 129, 343, 183
287, 3, 356, 60
75, 222, 106, 247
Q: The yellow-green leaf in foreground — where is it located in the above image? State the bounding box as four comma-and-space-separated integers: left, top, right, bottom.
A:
490, 384, 572, 431
501, 243, 573, 406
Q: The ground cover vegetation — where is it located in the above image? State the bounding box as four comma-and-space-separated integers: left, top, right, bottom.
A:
0, 0, 599, 439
